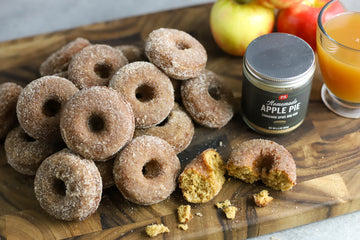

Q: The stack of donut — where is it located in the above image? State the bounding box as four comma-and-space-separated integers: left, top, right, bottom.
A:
0, 28, 236, 221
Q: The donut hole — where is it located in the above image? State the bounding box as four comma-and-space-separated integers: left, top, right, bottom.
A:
176, 41, 191, 51
94, 62, 112, 79
208, 86, 222, 101
142, 159, 162, 179
135, 84, 155, 102
257, 152, 276, 174
43, 98, 62, 117
88, 114, 105, 133
53, 178, 67, 196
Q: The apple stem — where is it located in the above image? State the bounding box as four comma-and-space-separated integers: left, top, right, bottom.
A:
234, 0, 253, 4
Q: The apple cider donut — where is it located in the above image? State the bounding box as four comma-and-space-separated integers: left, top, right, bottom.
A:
109, 61, 174, 128
0, 82, 23, 139
145, 28, 207, 80
60, 86, 135, 161
5, 126, 63, 175
34, 149, 102, 221
227, 139, 296, 191
39, 37, 91, 76
113, 136, 181, 205
68, 44, 128, 89
16, 76, 78, 141
181, 70, 234, 128
133, 103, 194, 154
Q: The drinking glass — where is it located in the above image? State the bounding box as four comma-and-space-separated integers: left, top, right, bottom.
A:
317, 0, 360, 118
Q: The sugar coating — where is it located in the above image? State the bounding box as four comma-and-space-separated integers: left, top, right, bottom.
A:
113, 135, 180, 205
60, 86, 135, 161
68, 44, 128, 89
114, 44, 146, 63
40, 37, 91, 76
16, 76, 79, 141
0, 82, 23, 139
145, 28, 207, 80
133, 102, 194, 154
178, 148, 226, 203
181, 70, 234, 128
227, 139, 297, 191
4, 126, 63, 175
109, 61, 174, 128
34, 149, 102, 221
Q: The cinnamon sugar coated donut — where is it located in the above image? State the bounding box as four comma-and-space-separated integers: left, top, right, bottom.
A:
145, 28, 207, 80
0, 82, 23, 139
16, 76, 78, 141
34, 149, 102, 221
113, 136, 181, 205
5, 126, 63, 175
40, 37, 91, 76
68, 44, 128, 89
109, 61, 174, 128
60, 86, 135, 161
227, 139, 296, 191
181, 70, 234, 128
133, 103, 194, 154
114, 44, 146, 63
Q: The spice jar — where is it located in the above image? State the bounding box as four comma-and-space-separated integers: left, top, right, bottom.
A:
241, 33, 315, 135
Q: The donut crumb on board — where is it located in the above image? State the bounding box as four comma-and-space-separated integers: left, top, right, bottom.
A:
253, 190, 274, 207
216, 200, 238, 219
177, 204, 193, 223
145, 223, 170, 237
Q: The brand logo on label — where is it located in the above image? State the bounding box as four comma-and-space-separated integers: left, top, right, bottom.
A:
279, 94, 288, 100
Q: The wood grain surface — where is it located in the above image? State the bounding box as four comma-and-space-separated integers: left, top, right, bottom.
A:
1, 3, 360, 240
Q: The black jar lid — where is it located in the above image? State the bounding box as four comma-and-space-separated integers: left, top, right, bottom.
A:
244, 33, 315, 87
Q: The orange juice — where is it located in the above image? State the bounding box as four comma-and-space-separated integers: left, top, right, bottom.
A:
317, 12, 360, 103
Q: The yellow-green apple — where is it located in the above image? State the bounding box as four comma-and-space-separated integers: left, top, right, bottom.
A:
277, 0, 344, 50
210, 0, 275, 56
257, 0, 303, 9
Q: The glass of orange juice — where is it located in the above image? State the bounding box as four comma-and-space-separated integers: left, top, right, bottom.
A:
317, 0, 360, 118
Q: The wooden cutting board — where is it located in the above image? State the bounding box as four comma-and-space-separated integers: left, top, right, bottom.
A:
1, 3, 359, 240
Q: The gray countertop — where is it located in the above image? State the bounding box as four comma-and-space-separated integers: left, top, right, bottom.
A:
1, 0, 359, 239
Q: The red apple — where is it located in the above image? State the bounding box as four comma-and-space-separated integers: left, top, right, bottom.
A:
258, 0, 302, 9
276, 0, 344, 50
210, 0, 275, 56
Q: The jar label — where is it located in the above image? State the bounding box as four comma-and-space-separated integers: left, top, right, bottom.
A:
241, 77, 312, 133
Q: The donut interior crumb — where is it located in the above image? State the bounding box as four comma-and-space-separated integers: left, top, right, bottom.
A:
178, 223, 189, 231
227, 165, 259, 184
145, 223, 170, 238
177, 204, 193, 223
227, 165, 294, 191
262, 170, 294, 191
253, 190, 273, 207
